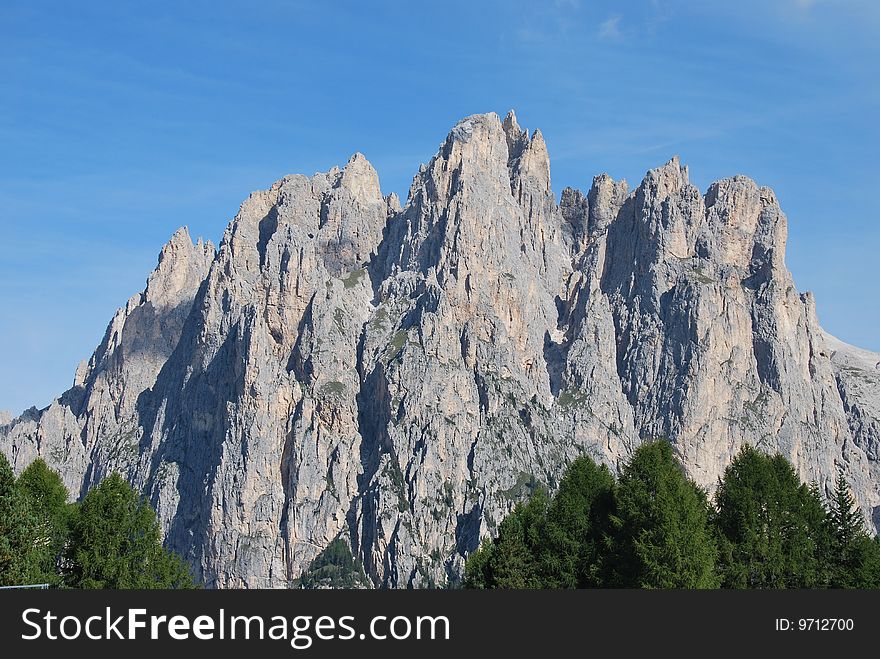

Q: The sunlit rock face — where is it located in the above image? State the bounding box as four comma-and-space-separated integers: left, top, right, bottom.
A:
3, 111, 879, 587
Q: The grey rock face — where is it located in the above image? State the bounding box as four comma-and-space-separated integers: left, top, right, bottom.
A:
1, 226, 215, 498
2, 111, 879, 587
821, 331, 880, 528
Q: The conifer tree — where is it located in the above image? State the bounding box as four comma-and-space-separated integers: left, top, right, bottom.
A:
827, 470, 880, 588
64, 473, 196, 589
16, 458, 71, 585
463, 488, 548, 588
0, 453, 42, 586
611, 441, 719, 588
540, 455, 615, 587
830, 470, 865, 549
713, 447, 832, 588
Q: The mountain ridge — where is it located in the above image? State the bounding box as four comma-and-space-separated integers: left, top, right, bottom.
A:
2, 110, 879, 587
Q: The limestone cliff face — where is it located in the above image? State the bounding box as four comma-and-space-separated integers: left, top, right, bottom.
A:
1, 227, 215, 498
2, 111, 879, 586
821, 331, 880, 527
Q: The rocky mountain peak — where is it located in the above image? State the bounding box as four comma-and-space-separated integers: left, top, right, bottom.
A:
385, 192, 401, 214
560, 173, 631, 253
700, 175, 787, 272
336, 152, 384, 206
649, 155, 689, 192
2, 110, 878, 588
501, 108, 521, 143
145, 226, 215, 309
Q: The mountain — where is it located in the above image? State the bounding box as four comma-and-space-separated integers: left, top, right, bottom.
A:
2, 111, 879, 588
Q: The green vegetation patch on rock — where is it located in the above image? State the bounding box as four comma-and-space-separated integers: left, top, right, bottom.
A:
293, 538, 370, 589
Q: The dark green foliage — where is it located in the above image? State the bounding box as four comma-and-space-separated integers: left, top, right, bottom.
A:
466, 442, 880, 590
487, 489, 548, 588
464, 488, 549, 588
829, 535, 880, 588
462, 537, 494, 589
2, 458, 198, 589
63, 473, 195, 589
611, 442, 719, 588
294, 537, 370, 589
712, 446, 833, 588
16, 459, 71, 585
6, 444, 880, 591
828, 470, 880, 587
18, 458, 69, 515
0, 453, 43, 586
830, 470, 866, 550
539, 457, 615, 587
465, 457, 616, 589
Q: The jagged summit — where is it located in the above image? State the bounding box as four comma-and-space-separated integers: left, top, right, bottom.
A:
2, 111, 878, 588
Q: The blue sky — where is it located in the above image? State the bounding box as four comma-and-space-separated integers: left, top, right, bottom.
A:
1, 0, 878, 415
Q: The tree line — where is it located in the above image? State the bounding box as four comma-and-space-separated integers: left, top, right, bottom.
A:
0, 453, 195, 588
465, 442, 880, 588
6, 443, 878, 589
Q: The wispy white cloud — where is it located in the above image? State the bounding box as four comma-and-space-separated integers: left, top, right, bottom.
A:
510, 1, 581, 45
789, 0, 870, 15
598, 15, 622, 40
514, 26, 545, 44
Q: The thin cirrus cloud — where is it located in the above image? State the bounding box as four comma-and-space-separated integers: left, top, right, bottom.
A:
597, 15, 622, 40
